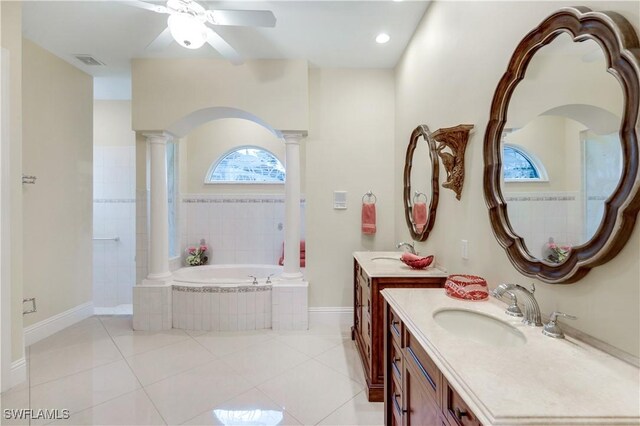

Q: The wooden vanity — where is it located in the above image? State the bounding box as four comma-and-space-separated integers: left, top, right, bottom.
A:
385, 304, 482, 426
381, 288, 640, 425
352, 252, 448, 402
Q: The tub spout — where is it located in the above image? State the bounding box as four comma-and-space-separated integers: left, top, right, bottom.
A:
248, 275, 258, 285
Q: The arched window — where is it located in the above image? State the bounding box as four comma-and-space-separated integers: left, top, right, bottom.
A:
206, 146, 285, 184
503, 144, 548, 181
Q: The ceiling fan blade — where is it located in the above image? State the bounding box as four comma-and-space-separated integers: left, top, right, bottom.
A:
146, 27, 174, 51
206, 29, 244, 65
118, 0, 170, 14
208, 9, 276, 28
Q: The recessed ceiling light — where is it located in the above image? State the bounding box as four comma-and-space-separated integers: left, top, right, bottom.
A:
376, 33, 390, 44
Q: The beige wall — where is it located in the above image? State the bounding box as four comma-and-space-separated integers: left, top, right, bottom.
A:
181, 118, 292, 195
94, 100, 135, 147
307, 68, 395, 307
131, 59, 309, 133
1, 0, 24, 362
22, 39, 93, 326
394, 1, 640, 357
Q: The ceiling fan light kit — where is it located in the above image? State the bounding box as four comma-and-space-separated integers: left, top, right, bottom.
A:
121, 0, 276, 63
167, 13, 208, 49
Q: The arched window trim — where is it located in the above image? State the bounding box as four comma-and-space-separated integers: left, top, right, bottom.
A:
503, 143, 549, 183
205, 145, 286, 185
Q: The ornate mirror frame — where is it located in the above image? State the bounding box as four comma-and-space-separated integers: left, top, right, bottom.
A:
404, 125, 440, 241
484, 6, 640, 283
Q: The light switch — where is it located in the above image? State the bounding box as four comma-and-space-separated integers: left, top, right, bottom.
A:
461, 240, 469, 260
334, 191, 347, 209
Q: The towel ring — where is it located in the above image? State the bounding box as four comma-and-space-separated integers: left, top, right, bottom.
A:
413, 191, 428, 204
362, 191, 377, 204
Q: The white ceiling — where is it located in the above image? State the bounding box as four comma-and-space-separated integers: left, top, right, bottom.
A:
23, 1, 430, 92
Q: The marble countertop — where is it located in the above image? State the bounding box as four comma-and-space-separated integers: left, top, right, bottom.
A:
353, 251, 449, 278
381, 288, 640, 425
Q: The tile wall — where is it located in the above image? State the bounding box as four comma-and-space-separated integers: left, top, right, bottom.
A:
93, 146, 136, 308
179, 194, 306, 266
504, 191, 582, 259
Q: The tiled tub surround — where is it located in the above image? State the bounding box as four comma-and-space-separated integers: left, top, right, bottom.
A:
93, 145, 136, 311
180, 194, 306, 266
382, 288, 640, 424
172, 285, 273, 331
504, 191, 582, 258
134, 265, 308, 331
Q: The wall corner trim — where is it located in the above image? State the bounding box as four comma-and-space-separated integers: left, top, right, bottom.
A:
23, 301, 94, 347
9, 357, 26, 390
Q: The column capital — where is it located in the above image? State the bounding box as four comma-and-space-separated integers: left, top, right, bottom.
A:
280, 130, 308, 144
143, 131, 174, 145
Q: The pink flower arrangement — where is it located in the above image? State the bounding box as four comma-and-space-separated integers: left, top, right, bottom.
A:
546, 242, 571, 263
186, 243, 208, 266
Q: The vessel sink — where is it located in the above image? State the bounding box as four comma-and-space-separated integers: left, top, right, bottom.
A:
433, 308, 527, 347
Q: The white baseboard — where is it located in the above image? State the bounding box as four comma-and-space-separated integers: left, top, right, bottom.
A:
308, 307, 354, 314
94, 304, 133, 316
24, 301, 94, 347
9, 357, 26, 390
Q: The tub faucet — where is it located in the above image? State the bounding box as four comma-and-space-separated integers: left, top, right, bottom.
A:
248, 275, 258, 285
492, 283, 542, 326
266, 274, 274, 284
396, 242, 416, 255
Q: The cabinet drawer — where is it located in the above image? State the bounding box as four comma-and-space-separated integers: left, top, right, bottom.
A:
404, 329, 440, 403
390, 339, 403, 385
443, 377, 482, 426
390, 372, 404, 423
389, 308, 403, 347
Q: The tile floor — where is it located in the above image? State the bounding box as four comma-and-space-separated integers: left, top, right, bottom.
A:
0, 314, 384, 425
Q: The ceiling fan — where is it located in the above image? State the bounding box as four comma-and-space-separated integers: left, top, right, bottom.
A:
121, 0, 276, 64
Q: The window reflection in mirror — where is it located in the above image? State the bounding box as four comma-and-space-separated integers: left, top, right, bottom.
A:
501, 33, 623, 264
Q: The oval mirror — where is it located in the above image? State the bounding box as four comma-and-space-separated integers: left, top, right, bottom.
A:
484, 7, 640, 283
403, 125, 440, 241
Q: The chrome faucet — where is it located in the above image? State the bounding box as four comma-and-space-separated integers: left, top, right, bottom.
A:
492, 283, 542, 326
266, 274, 274, 284
396, 242, 416, 255
248, 275, 258, 285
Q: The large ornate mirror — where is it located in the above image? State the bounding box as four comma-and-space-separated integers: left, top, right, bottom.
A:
484, 7, 640, 283
404, 125, 440, 241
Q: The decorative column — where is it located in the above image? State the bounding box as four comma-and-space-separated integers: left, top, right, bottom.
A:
143, 132, 172, 284
281, 131, 307, 280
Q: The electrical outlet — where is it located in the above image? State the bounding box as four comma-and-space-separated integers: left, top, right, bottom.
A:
461, 240, 469, 260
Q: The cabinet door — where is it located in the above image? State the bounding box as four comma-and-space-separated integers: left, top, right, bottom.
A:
403, 358, 442, 426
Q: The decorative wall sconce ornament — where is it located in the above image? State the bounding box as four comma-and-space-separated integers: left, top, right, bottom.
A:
432, 124, 474, 200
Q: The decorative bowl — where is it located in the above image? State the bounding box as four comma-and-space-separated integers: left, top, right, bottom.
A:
400, 254, 434, 269
444, 274, 489, 301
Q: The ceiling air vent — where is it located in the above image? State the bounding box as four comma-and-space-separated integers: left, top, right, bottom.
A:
74, 54, 105, 66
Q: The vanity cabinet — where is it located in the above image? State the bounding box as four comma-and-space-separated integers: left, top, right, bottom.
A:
353, 257, 446, 402
384, 302, 482, 426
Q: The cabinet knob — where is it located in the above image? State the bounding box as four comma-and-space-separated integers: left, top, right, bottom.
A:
454, 407, 469, 420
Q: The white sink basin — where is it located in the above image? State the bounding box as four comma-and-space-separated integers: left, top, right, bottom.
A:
433, 308, 527, 347
370, 256, 401, 265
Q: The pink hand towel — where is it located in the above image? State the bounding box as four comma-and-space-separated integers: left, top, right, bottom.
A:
413, 202, 427, 232
362, 202, 376, 234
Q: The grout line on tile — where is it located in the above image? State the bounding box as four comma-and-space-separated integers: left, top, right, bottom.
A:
97, 316, 169, 426
313, 389, 366, 426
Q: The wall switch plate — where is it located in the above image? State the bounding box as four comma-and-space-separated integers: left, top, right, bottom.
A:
461, 240, 469, 260
334, 191, 347, 209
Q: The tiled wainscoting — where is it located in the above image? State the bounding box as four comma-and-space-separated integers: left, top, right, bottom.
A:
172, 285, 273, 331
134, 281, 308, 331
504, 191, 582, 258
93, 146, 136, 309
180, 194, 306, 266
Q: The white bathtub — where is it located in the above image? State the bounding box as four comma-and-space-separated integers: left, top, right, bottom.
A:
171, 264, 282, 331
172, 264, 283, 286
